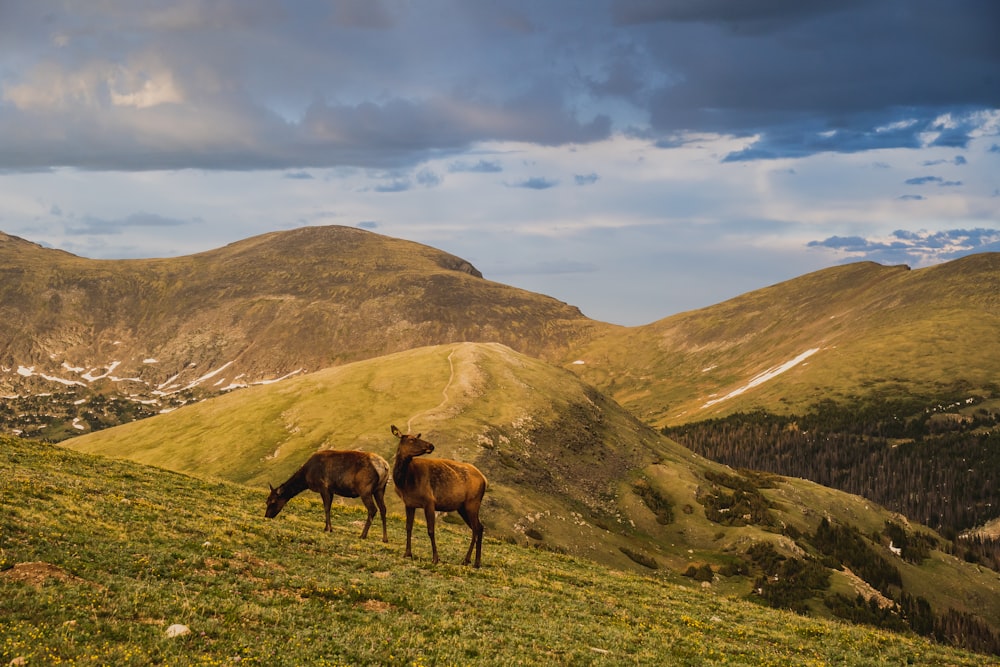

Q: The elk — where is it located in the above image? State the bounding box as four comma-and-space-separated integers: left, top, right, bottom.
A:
265, 449, 389, 541
390, 425, 487, 567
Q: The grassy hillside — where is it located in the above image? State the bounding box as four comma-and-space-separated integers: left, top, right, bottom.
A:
64, 342, 691, 572
63, 343, 1000, 652
565, 254, 1000, 426
557, 255, 1000, 540
4, 436, 995, 666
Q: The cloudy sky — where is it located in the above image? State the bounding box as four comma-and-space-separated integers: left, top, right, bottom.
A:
1, 1, 998, 325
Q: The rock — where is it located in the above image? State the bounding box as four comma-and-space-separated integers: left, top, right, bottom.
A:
166, 624, 191, 638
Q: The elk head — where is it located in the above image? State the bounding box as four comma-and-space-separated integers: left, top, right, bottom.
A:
391, 424, 435, 457
264, 483, 288, 518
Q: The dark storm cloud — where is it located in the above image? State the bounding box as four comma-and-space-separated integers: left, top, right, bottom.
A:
0, 0, 996, 171
615, 0, 1000, 159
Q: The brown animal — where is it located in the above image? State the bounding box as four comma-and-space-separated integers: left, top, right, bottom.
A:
390, 425, 487, 567
265, 449, 389, 541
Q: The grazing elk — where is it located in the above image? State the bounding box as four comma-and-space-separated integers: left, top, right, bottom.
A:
390, 425, 487, 567
265, 449, 390, 541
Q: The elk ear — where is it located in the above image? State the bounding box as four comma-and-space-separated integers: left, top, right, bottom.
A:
391, 424, 401, 437
268, 483, 275, 492
416, 433, 421, 439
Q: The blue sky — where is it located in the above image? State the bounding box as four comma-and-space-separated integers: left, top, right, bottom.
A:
1, 1, 998, 325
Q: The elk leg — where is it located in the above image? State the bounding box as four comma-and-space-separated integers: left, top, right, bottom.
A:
374, 486, 389, 543
320, 488, 334, 532
359, 493, 377, 539
473, 517, 484, 569
404, 507, 416, 558
458, 506, 474, 565
458, 506, 484, 567
424, 505, 439, 564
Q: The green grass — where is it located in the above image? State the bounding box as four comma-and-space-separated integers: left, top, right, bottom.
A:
60, 342, 1000, 644
3, 437, 995, 666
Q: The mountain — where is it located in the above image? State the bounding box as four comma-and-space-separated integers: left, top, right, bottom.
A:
64, 342, 1000, 653
5, 227, 998, 441
558, 255, 1000, 537
3, 228, 999, 536
0, 226, 608, 439
565, 254, 1000, 426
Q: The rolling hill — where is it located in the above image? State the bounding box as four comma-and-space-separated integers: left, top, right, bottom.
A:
64, 342, 1000, 653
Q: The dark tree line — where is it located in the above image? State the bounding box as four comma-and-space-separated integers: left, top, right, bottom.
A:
724, 514, 1000, 655
960, 534, 1000, 571
811, 518, 902, 594
663, 398, 1000, 537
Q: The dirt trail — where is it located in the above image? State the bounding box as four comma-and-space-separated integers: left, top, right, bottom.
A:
406, 347, 457, 433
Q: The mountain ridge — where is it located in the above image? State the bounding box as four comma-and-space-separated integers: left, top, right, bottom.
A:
6, 227, 998, 428
1, 226, 608, 439
566, 254, 1000, 424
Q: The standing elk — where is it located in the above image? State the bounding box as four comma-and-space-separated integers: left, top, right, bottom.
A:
390, 425, 487, 567
265, 449, 390, 541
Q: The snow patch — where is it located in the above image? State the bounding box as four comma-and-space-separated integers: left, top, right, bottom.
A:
702, 348, 820, 408
17, 365, 86, 387
82, 361, 121, 382
253, 369, 305, 386
176, 361, 235, 392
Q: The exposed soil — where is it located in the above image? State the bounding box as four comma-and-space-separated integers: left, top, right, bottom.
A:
1, 561, 81, 587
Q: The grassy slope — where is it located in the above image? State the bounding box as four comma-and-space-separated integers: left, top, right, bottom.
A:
3, 436, 995, 666
62, 343, 1000, 637
565, 254, 1000, 426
